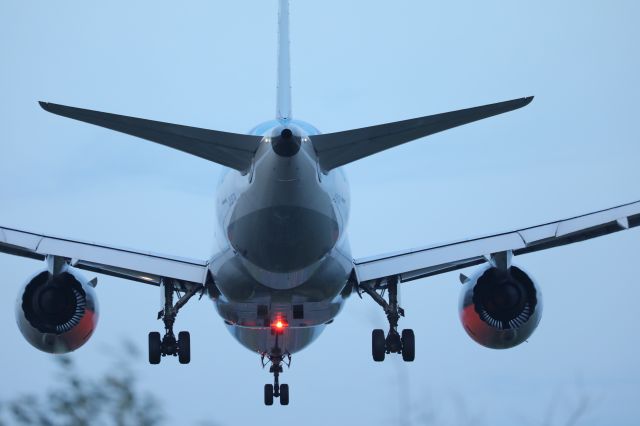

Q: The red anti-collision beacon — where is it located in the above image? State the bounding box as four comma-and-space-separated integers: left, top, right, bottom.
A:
271, 318, 288, 335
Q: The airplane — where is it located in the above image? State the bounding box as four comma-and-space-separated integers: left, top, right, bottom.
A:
2, 0, 640, 407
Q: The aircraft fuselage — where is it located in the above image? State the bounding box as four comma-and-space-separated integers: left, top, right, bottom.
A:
209, 119, 353, 355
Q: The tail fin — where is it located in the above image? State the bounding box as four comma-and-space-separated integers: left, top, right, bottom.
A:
276, 0, 292, 120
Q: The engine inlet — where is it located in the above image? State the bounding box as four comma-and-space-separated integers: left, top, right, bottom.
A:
473, 267, 537, 330
23, 271, 86, 334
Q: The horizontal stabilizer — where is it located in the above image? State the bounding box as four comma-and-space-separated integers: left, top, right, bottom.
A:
39, 102, 262, 173
311, 96, 533, 172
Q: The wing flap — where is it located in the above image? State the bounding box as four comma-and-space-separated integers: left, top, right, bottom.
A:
354, 200, 640, 285
0, 226, 208, 285
39, 102, 263, 173
355, 232, 524, 283
555, 203, 640, 237
1, 227, 41, 251
312, 97, 533, 172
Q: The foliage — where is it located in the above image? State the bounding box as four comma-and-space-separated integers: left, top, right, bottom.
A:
0, 342, 164, 426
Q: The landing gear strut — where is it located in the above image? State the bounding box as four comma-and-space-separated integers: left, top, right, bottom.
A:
360, 275, 415, 362
261, 334, 292, 406
148, 279, 201, 365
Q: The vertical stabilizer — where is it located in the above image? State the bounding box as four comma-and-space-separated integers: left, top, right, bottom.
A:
276, 0, 292, 120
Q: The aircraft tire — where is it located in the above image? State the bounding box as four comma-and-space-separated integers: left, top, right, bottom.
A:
372, 329, 386, 362
178, 331, 191, 364
264, 384, 274, 406
280, 384, 289, 405
148, 332, 162, 364
401, 329, 415, 362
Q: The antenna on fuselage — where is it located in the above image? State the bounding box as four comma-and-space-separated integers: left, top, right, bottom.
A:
276, 0, 292, 121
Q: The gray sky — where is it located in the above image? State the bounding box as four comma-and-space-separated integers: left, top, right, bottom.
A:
1, 1, 640, 425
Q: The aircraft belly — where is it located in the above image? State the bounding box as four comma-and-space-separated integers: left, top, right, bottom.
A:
226, 324, 325, 355
210, 243, 353, 328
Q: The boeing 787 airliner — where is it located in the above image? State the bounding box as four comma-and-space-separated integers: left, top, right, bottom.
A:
2, 0, 639, 406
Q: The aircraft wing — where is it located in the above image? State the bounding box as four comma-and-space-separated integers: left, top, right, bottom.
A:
0, 225, 208, 286
354, 200, 640, 286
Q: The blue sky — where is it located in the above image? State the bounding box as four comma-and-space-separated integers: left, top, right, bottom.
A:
1, 1, 640, 425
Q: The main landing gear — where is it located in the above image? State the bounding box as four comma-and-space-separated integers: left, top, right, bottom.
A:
360, 275, 415, 362
149, 279, 202, 365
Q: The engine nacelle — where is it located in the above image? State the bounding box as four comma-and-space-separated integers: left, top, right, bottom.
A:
15, 267, 99, 354
459, 264, 542, 349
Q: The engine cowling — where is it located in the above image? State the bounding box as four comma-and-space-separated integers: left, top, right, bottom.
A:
459, 264, 542, 349
15, 267, 99, 354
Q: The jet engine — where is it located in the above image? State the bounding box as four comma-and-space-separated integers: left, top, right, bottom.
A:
459, 264, 542, 349
16, 266, 99, 354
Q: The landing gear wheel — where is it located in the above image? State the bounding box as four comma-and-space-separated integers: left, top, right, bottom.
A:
280, 384, 289, 405
401, 329, 415, 362
372, 329, 386, 362
178, 331, 191, 364
361, 276, 414, 362
262, 349, 292, 406
264, 384, 274, 406
148, 332, 161, 364
152, 279, 202, 365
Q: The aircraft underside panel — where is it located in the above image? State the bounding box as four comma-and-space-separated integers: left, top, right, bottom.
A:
210, 243, 353, 328
227, 324, 326, 355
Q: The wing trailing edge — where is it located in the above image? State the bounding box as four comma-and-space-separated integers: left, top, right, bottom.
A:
39, 102, 262, 173
311, 96, 533, 172
353, 198, 640, 285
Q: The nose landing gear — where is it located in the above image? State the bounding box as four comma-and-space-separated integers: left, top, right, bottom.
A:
361, 275, 415, 362
261, 348, 292, 406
